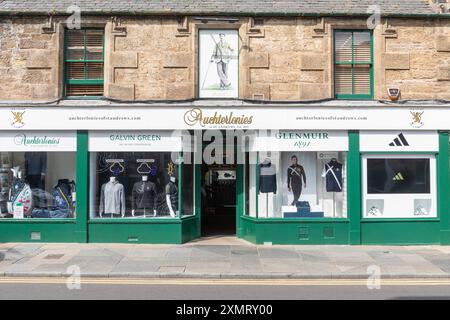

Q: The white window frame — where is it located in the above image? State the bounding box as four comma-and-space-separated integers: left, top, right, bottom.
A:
362, 154, 437, 219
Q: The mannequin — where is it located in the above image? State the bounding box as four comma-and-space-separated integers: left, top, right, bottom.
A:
287, 155, 307, 206
131, 175, 157, 218
99, 176, 126, 218
259, 158, 277, 218
25, 152, 47, 208
322, 158, 343, 218
166, 176, 178, 217
323, 158, 343, 192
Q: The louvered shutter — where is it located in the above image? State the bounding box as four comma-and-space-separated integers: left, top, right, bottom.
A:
65, 29, 104, 97
353, 32, 371, 95
334, 31, 372, 98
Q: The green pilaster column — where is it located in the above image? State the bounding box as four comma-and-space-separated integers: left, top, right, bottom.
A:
236, 163, 244, 238
438, 131, 450, 245
348, 130, 361, 245
75, 130, 89, 243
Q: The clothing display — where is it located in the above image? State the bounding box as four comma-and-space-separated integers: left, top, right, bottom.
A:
9, 168, 33, 217
131, 180, 157, 211
287, 164, 306, 205
165, 180, 178, 212
24, 152, 47, 176
53, 179, 76, 211
31, 208, 71, 219
99, 180, 126, 216
259, 160, 277, 194
324, 159, 343, 192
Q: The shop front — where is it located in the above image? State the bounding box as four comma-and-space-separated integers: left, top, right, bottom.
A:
0, 105, 449, 245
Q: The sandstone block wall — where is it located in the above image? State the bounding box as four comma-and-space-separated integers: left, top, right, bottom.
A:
0, 16, 449, 101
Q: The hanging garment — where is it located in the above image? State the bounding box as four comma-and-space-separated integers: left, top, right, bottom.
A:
287, 164, 307, 205
131, 180, 157, 211
99, 180, 126, 215
259, 161, 277, 194
24, 152, 47, 175
323, 160, 343, 192
53, 179, 76, 211
165, 181, 178, 212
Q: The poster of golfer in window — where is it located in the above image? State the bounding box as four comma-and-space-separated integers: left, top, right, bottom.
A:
199, 30, 239, 98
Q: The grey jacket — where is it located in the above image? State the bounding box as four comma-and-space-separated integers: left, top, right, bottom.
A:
99, 181, 126, 215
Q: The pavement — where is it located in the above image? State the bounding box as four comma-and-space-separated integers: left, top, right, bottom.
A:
1, 236, 450, 279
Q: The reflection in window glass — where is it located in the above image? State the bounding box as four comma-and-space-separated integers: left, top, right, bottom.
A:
0, 152, 76, 219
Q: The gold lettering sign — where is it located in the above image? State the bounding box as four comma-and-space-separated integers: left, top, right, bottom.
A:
183, 108, 253, 127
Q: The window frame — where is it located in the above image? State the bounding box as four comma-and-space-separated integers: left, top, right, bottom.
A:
333, 29, 374, 100
361, 153, 438, 220
63, 28, 105, 99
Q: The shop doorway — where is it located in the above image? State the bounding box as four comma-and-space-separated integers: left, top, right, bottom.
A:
201, 139, 237, 236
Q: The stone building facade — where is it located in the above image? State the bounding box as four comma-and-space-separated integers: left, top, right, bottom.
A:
1, 1, 450, 246
1, 5, 450, 102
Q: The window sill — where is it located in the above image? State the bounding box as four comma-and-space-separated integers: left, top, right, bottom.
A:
242, 216, 349, 223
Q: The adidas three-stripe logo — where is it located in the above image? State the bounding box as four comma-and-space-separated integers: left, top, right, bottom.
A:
393, 172, 405, 181
389, 133, 409, 147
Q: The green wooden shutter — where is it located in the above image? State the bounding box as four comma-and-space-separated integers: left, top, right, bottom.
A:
334, 30, 373, 99
65, 29, 104, 97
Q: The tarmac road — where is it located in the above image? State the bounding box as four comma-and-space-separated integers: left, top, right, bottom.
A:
0, 278, 450, 300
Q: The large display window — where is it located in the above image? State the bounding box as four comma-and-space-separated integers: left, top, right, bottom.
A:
360, 131, 439, 219
0, 132, 77, 219
362, 154, 437, 218
88, 131, 194, 219
245, 131, 348, 219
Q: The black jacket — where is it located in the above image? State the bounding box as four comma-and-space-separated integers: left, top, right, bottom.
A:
131, 181, 157, 210
287, 164, 306, 188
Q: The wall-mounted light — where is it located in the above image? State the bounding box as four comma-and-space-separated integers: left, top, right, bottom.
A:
194, 17, 239, 24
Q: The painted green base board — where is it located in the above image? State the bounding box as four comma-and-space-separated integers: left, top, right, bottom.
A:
241, 217, 349, 245
181, 217, 201, 243
361, 221, 441, 245
0, 222, 78, 243
88, 222, 182, 244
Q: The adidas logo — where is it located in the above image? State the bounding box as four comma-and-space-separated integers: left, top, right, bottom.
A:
389, 133, 409, 147
393, 172, 405, 181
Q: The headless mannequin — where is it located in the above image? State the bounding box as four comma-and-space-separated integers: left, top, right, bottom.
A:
166, 176, 177, 217
101, 177, 116, 218
100, 176, 125, 218
132, 175, 157, 217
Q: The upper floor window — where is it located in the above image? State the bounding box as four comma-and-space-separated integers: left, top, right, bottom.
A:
64, 29, 104, 98
334, 30, 373, 100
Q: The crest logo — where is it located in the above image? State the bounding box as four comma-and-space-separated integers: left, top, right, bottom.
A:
11, 110, 26, 128
410, 111, 424, 128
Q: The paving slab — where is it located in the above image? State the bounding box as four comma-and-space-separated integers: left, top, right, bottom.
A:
0, 242, 449, 279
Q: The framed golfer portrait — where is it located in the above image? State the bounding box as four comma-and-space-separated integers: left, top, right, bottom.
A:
198, 29, 239, 98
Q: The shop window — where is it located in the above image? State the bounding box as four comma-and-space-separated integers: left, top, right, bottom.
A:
334, 30, 373, 99
362, 155, 437, 218
245, 131, 348, 219
64, 28, 104, 98
0, 132, 77, 219
88, 131, 194, 219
